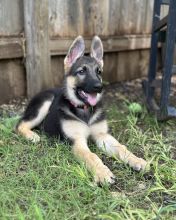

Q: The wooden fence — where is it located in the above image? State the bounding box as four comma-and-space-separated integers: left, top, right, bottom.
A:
0, 0, 168, 103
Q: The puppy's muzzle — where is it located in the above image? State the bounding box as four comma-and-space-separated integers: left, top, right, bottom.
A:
92, 82, 103, 93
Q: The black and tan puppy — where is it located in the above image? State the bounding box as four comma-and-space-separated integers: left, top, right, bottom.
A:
16, 36, 147, 184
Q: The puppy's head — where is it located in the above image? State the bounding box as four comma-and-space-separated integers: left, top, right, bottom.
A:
64, 36, 104, 106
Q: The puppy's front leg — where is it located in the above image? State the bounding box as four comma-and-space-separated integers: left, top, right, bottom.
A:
62, 120, 114, 184
91, 121, 147, 171
95, 134, 147, 171
72, 138, 115, 184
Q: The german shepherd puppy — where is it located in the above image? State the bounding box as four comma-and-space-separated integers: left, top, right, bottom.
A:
16, 36, 147, 184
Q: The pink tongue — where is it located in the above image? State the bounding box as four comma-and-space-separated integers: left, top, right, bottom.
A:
87, 93, 97, 106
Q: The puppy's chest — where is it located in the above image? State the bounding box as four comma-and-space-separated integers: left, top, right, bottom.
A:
75, 107, 93, 124
73, 106, 104, 125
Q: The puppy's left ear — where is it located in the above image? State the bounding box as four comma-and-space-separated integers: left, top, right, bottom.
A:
90, 36, 103, 68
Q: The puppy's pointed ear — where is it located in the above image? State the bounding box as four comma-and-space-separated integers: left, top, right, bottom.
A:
90, 36, 103, 68
64, 36, 85, 73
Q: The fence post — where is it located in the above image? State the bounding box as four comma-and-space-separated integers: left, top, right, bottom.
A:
23, 0, 53, 97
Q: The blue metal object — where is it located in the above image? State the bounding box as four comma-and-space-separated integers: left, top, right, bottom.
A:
143, 0, 176, 121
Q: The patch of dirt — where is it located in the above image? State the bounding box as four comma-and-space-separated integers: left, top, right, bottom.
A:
0, 98, 27, 118
104, 75, 176, 107
103, 78, 145, 106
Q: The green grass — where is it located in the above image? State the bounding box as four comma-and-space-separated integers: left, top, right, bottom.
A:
0, 103, 176, 220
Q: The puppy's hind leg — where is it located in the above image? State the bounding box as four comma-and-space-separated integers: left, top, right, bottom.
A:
17, 121, 41, 143
16, 95, 54, 143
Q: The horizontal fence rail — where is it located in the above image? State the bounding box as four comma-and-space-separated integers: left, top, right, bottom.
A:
0, 35, 152, 59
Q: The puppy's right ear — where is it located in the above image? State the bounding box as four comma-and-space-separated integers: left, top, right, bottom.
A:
64, 36, 85, 73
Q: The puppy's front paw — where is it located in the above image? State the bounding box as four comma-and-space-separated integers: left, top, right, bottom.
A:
94, 165, 115, 185
129, 156, 148, 171
26, 131, 40, 143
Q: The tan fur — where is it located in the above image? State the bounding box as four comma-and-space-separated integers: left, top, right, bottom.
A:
64, 63, 70, 74
90, 120, 147, 171
66, 76, 77, 88
72, 137, 115, 183
17, 121, 40, 142
17, 100, 53, 142
62, 120, 90, 141
62, 119, 114, 183
62, 119, 147, 178
66, 76, 84, 106
90, 120, 108, 134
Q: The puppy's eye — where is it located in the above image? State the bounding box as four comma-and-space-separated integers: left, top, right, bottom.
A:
96, 67, 102, 75
78, 69, 84, 75
77, 66, 86, 75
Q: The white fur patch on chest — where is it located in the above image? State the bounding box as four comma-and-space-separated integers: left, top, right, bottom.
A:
61, 118, 108, 141
62, 120, 90, 140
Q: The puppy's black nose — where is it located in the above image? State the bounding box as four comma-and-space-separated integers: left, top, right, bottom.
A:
93, 82, 103, 93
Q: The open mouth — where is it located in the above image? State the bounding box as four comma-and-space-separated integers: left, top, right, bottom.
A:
78, 90, 98, 106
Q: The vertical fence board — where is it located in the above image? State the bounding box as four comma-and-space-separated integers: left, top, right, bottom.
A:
49, 0, 158, 37
0, 59, 25, 104
108, 0, 121, 36
145, 0, 154, 34
24, 0, 53, 97
0, 0, 23, 36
